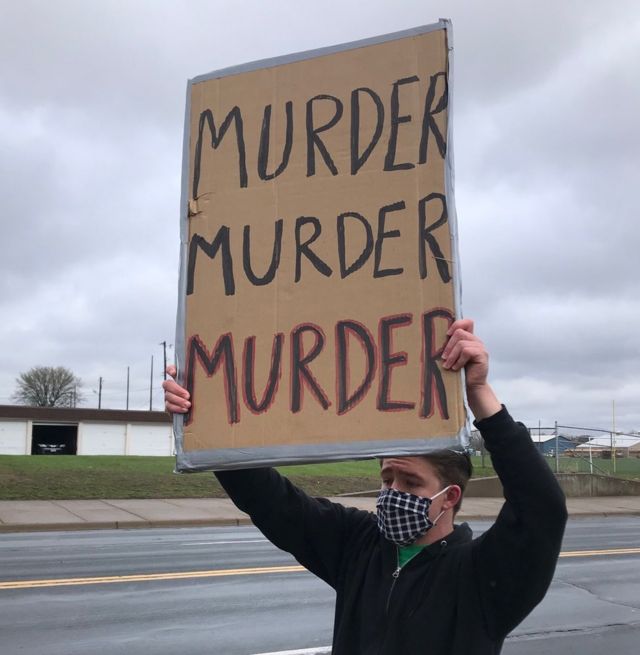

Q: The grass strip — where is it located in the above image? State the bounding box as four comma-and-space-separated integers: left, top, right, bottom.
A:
4, 454, 637, 501
0, 455, 497, 500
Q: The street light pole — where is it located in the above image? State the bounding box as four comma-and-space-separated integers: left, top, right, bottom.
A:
160, 341, 167, 380
612, 400, 617, 474
149, 356, 154, 411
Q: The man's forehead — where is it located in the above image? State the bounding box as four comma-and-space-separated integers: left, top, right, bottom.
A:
380, 456, 434, 474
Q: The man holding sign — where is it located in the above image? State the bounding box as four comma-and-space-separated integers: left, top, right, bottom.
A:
164, 318, 567, 654
169, 21, 566, 652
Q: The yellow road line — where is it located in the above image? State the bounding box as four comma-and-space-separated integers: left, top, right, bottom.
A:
1, 547, 639, 591
559, 547, 640, 558
0, 565, 305, 590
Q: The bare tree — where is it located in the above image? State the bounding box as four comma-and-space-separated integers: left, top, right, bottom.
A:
12, 366, 83, 407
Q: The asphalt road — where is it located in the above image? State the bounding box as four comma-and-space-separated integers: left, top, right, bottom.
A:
0, 518, 638, 655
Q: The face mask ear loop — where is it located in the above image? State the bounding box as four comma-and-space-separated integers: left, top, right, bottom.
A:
430, 484, 451, 500
428, 485, 452, 525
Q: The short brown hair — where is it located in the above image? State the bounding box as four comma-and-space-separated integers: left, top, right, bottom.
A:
422, 450, 473, 514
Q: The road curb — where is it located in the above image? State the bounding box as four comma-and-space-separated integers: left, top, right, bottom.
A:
0, 517, 255, 533
0, 521, 119, 533
2, 512, 639, 534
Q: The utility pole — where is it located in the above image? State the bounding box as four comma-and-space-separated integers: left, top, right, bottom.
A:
126, 366, 130, 410
160, 341, 168, 380
612, 400, 617, 474
98, 377, 103, 409
149, 356, 154, 411
554, 421, 559, 474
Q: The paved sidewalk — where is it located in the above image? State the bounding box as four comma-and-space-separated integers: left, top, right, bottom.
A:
0, 495, 639, 533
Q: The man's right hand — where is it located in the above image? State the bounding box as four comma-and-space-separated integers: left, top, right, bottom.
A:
163, 365, 191, 414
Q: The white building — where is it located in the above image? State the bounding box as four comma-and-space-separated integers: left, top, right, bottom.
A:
575, 434, 640, 458
0, 405, 173, 456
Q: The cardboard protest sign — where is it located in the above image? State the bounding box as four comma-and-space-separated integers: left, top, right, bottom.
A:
174, 20, 469, 471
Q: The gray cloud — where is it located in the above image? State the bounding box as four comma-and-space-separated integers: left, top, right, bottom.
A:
1, 0, 638, 432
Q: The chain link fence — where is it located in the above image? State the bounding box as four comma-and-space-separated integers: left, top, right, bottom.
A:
469, 424, 640, 481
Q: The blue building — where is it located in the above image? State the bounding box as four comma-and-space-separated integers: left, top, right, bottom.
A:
531, 434, 575, 456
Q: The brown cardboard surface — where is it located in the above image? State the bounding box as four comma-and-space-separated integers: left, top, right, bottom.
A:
181, 26, 466, 461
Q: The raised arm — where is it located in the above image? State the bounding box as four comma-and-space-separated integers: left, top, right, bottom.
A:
472, 407, 567, 637
441, 324, 568, 638
163, 367, 370, 589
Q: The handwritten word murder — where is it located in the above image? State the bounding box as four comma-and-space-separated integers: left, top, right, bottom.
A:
192, 72, 447, 194
184, 308, 454, 426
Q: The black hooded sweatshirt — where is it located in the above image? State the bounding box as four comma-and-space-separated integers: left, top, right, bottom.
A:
216, 407, 568, 654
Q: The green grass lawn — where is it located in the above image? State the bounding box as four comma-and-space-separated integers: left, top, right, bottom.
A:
1, 454, 635, 501
0, 455, 221, 501
546, 454, 640, 479
0, 455, 388, 500
0, 455, 495, 501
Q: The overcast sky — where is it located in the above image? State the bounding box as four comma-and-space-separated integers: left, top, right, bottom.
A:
1, 0, 638, 434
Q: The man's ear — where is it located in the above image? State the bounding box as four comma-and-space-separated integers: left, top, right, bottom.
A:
443, 485, 462, 510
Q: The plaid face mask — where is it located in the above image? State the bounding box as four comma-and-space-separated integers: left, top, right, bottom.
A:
376, 486, 450, 546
